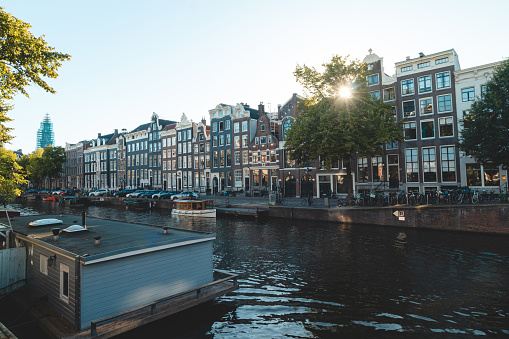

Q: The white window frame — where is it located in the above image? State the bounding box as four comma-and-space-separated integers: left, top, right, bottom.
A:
60, 263, 70, 303
437, 94, 453, 113
420, 119, 435, 140
439, 117, 454, 138
435, 71, 451, 90
418, 75, 432, 94
401, 78, 414, 96
40, 254, 48, 276
419, 97, 433, 115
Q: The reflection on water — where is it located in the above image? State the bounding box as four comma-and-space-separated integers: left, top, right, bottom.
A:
6, 201, 509, 338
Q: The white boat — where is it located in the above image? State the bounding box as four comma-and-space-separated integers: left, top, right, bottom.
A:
171, 200, 216, 218
29, 218, 63, 227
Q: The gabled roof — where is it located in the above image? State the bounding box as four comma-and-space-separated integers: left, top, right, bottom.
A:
129, 119, 177, 133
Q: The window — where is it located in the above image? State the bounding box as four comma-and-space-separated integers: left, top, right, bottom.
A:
462, 87, 475, 101
439, 117, 453, 137
401, 65, 413, 72
481, 84, 487, 98
372, 156, 383, 182
212, 136, 217, 147
367, 74, 379, 86
405, 149, 419, 182
226, 134, 231, 145
260, 136, 266, 144
242, 121, 248, 132
420, 98, 433, 115
436, 71, 450, 89
234, 122, 239, 133
358, 157, 368, 183
219, 134, 224, 146
418, 75, 432, 93
437, 94, 452, 113
403, 101, 416, 117
261, 124, 265, 132
60, 264, 70, 303
383, 87, 395, 101
386, 141, 398, 150
235, 169, 242, 184
421, 120, 434, 139
226, 120, 231, 130
242, 135, 248, 147
441, 146, 456, 182
226, 150, 231, 167
40, 254, 48, 275
401, 79, 414, 95
466, 163, 481, 186
234, 136, 240, 148
255, 137, 259, 145
234, 151, 240, 165
418, 61, 430, 69
435, 57, 449, 65
422, 148, 436, 182
243, 150, 248, 164
484, 164, 500, 186
370, 91, 380, 99
404, 122, 417, 140
283, 119, 292, 141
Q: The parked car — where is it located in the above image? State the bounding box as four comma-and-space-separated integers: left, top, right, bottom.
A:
52, 190, 65, 195
172, 191, 199, 200
63, 189, 80, 196
125, 190, 146, 198
152, 191, 177, 199
113, 189, 135, 197
88, 189, 109, 197
25, 189, 39, 194
138, 190, 159, 199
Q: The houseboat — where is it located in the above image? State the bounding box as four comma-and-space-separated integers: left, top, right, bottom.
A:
172, 200, 216, 218
0, 213, 237, 338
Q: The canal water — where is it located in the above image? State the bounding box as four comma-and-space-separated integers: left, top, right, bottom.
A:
3, 201, 509, 338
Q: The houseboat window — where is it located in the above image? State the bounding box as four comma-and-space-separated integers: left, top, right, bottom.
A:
60, 264, 70, 303
40, 254, 48, 276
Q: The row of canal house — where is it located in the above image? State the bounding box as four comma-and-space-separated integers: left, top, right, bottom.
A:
63, 49, 508, 197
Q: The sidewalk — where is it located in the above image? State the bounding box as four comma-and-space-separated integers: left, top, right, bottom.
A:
205, 194, 333, 208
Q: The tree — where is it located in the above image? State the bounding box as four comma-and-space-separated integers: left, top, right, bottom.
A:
459, 59, 509, 168
0, 147, 27, 201
17, 146, 65, 189
285, 55, 404, 196
0, 7, 71, 143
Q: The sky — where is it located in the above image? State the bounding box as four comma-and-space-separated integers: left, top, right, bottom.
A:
2, 0, 508, 154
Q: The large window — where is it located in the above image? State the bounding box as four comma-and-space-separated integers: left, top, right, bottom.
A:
436, 71, 451, 89
422, 147, 436, 182
436, 57, 449, 65
372, 156, 383, 182
358, 157, 368, 183
420, 98, 433, 115
441, 146, 456, 182
370, 91, 380, 99
439, 117, 453, 137
466, 163, 481, 186
421, 120, 434, 139
405, 149, 419, 182
368, 74, 379, 86
282, 119, 292, 141
401, 79, 414, 95
403, 101, 416, 117
383, 87, 395, 101
404, 122, 417, 140
437, 94, 452, 113
418, 75, 432, 93
484, 165, 500, 186
462, 87, 475, 101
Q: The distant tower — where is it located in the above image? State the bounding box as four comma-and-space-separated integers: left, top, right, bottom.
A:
36, 114, 55, 149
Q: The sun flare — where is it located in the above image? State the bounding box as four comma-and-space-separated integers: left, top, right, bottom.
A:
339, 87, 351, 98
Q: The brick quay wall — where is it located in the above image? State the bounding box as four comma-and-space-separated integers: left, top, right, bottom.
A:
268, 204, 509, 235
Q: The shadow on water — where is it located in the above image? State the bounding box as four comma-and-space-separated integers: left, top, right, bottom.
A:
3, 201, 509, 338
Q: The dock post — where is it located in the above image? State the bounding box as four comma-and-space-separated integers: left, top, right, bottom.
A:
255, 207, 259, 219
151, 304, 157, 315
197, 288, 202, 299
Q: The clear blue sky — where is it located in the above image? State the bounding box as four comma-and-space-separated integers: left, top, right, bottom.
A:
2, 0, 508, 153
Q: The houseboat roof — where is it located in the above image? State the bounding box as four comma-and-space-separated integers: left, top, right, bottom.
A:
3, 214, 215, 265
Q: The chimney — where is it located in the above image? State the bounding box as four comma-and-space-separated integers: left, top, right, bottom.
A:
114, 129, 118, 136
52, 228, 61, 241
406, 56, 410, 60
258, 102, 265, 115
201, 117, 207, 125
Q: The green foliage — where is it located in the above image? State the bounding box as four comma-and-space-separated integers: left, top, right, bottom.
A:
0, 7, 71, 143
17, 146, 65, 187
0, 147, 27, 199
286, 55, 404, 193
459, 60, 509, 168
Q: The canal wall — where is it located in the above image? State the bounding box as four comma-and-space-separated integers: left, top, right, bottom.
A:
268, 204, 509, 235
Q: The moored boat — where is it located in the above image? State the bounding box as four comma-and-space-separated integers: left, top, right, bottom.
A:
172, 200, 216, 218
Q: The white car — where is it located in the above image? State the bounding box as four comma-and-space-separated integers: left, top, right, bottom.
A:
172, 191, 200, 200
89, 189, 109, 197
